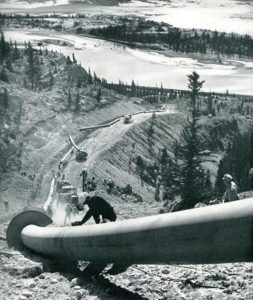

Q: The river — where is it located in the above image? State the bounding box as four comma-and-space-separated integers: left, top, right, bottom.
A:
4, 30, 253, 95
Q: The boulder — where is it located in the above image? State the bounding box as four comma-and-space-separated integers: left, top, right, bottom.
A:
21, 289, 33, 298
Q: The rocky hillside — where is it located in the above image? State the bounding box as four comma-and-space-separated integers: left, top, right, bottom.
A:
1, 45, 252, 219
0, 45, 153, 220
1, 43, 253, 300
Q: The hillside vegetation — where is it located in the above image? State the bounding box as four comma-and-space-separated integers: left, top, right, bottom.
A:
0, 34, 154, 219
1, 31, 253, 219
1, 31, 253, 300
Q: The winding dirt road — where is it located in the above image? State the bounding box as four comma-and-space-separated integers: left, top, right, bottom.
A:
44, 105, 176, 211
81, 106, 175, 169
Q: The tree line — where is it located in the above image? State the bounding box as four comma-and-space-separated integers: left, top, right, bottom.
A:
90, 23, 253, 58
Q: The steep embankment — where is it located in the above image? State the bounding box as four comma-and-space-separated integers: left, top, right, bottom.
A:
0, 48, 153, 221
93, 109, 183, 202
89, 109, 253, 217
58, 97, 253, 223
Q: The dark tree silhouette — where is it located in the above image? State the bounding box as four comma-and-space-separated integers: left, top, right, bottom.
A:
180, 72, 207, 209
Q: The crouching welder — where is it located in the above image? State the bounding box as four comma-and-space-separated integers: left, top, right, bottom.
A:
71, 195, 117, 226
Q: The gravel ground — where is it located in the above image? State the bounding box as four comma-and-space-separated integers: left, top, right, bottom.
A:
1, 217, 253, 300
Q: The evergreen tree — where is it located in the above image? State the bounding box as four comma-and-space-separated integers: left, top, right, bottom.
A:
160, 147, 168, 167
187, 71, 205, 117
0, 31, 8, 63
214, 159, 226, 197
13, 41, 20, 60
66, 56, 72, 65
48, 68, 54, 90
76, 77, 82, 88
88, 67, 93, 84
96, 88, 102, 103
93, 71, 98, 83
131, 80, 136, 96
33, 53, 42, 90
24, 44, 42, 90
148, 113, 156, 138
67, 89, 72, 108
3, 88, 9, 110
0, 67, 8, 83
154, 185, 160, 201
136, 155, 145, 180
72, 53, 77, 63
75, 90, 81, 112
180, 72, 206, 209
207, 93, 213, 115
5, 56, 13, 72
25, 43, 35, 89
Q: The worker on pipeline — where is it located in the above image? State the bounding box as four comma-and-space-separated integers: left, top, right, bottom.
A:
71, 195, 117, 226
222, 174, 239, 203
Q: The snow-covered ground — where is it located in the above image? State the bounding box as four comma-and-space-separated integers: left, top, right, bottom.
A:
4, 30, 253, 95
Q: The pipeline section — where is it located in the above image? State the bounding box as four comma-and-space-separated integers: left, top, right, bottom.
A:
7, 198, 253, 265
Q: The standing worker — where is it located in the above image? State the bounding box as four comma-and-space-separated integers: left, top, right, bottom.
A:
64, 203, 73, 226
80, 169, 88, 192
90, 177, 97, 191
71, 195, 117, 225
4, 199, 9, 212
222, 174, 239, 203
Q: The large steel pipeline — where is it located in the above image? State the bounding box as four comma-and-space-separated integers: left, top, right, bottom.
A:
6, 198, 253, 264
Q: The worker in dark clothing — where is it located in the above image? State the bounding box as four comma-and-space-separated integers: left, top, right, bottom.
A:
4, 199, 9, 212
80, 169, 88, 192
71, 195, 117, 226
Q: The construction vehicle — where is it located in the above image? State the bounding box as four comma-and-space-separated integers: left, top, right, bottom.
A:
160, 104, 166, 111
123, 114, 134, 124
68, 135, 87, 162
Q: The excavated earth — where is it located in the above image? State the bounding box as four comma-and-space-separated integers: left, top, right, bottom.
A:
1, 105, 253, 299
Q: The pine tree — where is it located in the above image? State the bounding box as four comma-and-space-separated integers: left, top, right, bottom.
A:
48, 68, 54, 90
160, 147, 168, 167
148, 113, 156, 138
5, 56, 13, 72
67, 89, 72, 108
0, 31, 8, 63
88, 68, 93, 84
187, 71, 205, 117
180, 71, 206, 209
207, 93, 213, 115
136, 155, 145, 180
66, 56, 72, 65
25, 43, 35, 89
131, 80, 136, 96
72, 53, 77, 63
96, 88, 102, 103
0, 67, 8, 83
214, 159, 226, 197
33, 53, 42, 90
75, 90, 81, 112
76, 77, 82, 88
13, 41, 20, 60
3, 88, 9, 110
